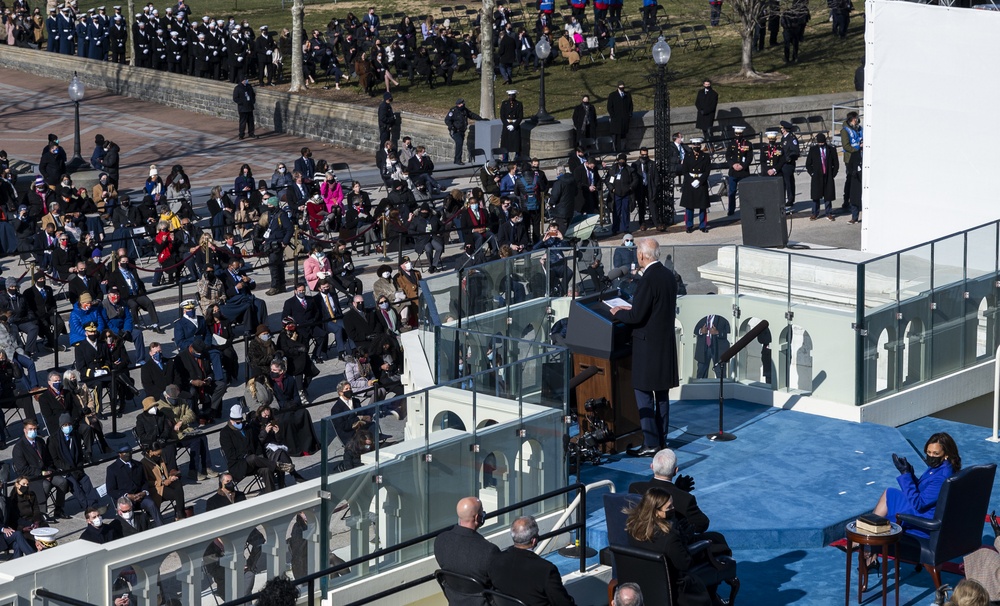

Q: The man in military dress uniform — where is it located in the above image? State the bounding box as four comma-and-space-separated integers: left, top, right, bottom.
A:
760, 130, 786, 183
779, 120, 800, 213
499, 90, 524, 161
724, 125, 754, 216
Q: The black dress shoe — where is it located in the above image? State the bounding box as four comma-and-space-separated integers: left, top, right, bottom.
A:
628, 445, 658, 457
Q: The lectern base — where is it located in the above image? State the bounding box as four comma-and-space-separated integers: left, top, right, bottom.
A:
707, 431, 737, 442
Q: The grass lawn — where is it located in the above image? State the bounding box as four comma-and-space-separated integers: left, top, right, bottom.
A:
73, 0, 864, 118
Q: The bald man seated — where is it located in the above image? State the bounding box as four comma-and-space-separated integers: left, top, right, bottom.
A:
433, 496, 500, 606
491, 515, 576, 606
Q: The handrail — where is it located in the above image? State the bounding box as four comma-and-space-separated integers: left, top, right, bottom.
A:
219, 482, 588, 606
34, 588, 98, 606
534, 479, 616, 555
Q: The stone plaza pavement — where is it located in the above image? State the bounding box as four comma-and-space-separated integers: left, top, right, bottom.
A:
0, 67, 862, 553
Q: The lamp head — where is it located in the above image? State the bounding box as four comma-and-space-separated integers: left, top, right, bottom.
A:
68, 72, 85, 102
652, 36, 671, 66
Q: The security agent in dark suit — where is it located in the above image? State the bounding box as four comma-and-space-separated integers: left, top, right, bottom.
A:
610, 238, 680, 457
105, 445, 163, 526
693, 313, 731, 379
433, 496, 501, 606
492, 515, 576, 606
140, 342, 175, 397
12, 418, 68, 520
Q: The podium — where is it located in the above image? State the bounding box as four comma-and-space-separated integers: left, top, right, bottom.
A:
563, 293, 642, 452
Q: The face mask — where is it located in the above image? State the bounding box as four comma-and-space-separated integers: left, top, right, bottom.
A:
120, 453, 131, 462
120, 511, 133, 521
342, 390, 353, 398
61, 425, 72, 435
470, 203, 479, 212
26, 429, 36, 439
402, 262, 412, 272
279, 167, 286, 173
148, 407, 157, 415
625, 241, 634, 247
271, 371, 283, 379
17, 486, 28, 494
152, 352, 161, 362
925, 455, 944, 468
260, 334, 271, 342
91, 517, 103, 528
379, 302, 389, 310
296, 292, 305, 299
232, 422, 243, 430
224, 481, 237, 492
53, 381, 62, 391
487, 351, 495, 361
314, 252, 324, 260
381, 271, 391, 279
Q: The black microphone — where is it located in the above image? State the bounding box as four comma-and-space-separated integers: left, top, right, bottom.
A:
605, 266, 629, 282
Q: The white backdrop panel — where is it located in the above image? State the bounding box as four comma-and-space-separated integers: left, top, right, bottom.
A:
863, 0, 1000, 254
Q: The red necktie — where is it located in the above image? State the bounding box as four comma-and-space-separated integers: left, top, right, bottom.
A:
706, 316, 713, 345
820, 148, 827, 174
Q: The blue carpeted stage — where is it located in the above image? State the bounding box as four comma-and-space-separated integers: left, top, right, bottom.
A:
553, 398, 1000, 605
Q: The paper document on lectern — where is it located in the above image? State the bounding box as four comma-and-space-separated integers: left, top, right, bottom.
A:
604, 298, 630, 309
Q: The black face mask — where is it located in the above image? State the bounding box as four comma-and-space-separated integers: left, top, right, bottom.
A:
224, 482, 236, 492
342, 390, 353, 398
925, 455, 944, 468
17, 486, 28, 494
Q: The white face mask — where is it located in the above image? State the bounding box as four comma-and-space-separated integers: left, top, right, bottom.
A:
402, 262, 412, 272
379, 302, 389, 310
91, 516, 103, 528
278, 167, 286, 173
260, 334, 271, 342
121, 511, 133, 521
148, 407, 157, 415
381, 271, 391, 279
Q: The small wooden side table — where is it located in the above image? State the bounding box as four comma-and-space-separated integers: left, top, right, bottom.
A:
844, 521, 902, 606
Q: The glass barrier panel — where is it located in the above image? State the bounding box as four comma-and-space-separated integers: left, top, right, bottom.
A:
966, 224, 998, 281
929, 236, 967, 378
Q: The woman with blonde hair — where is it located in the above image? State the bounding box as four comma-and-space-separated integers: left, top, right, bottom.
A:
945, 579, 990, 606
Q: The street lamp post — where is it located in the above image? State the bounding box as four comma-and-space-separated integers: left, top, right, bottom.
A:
651, 36, 672, 227
67, 71, 86, 172
534, 38, 555, 124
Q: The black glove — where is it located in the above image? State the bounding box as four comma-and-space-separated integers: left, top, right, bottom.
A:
674, 474, 695, 492
991, 510, 1000, 539
892, 453, 913, 476
934, 583, 953, 606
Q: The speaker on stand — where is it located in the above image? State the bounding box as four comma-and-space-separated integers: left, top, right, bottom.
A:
738, 177, 788, 248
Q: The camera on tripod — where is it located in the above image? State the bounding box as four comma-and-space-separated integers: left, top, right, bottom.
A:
568, 397, 615, 470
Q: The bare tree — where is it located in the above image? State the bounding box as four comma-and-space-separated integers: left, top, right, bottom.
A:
479, 0, 495, 119
728, 0, 766, 78
127, 0, 135, 66
289, 0, 304, 92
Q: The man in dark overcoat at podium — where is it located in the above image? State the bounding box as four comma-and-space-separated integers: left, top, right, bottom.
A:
610, 238, 679, 457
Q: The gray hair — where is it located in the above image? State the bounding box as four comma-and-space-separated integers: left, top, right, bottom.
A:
116, 496, 132, 509
337, 380, 352, 393
614, 582, 643, 606
636, 237, 660, 261
62, 369, 81, 383
164, 384, 180, 398
651, 449, 677, 479
48, 371, 61, 382
510, 515, 539, 545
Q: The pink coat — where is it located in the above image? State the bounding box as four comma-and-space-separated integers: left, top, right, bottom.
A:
304, 254, 332, 291
320, 180, 344, 214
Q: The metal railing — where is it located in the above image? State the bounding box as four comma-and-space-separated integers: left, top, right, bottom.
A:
219, 482, 589, 606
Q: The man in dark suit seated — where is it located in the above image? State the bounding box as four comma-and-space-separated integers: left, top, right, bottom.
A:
219, 258, 267, 330
281, 282, 321, 352
176, 339, 227, 423
206, 472, 246, 510
628, 448, 710, 534
39, 370, 96, 463
81, 507, 116, 544
343, 295, 377, 353
67, 260, 102, 305
48, 413, 101, 511
109, 495, 152, 539
12, 418, 68, 521
105, 445, 163, 526
140, 342, 175, 397
313, 281, 351, 362
0, 277, 41, 356
108, 254, 162, 332
219, 404, 275, 493
492, 515, 576, 605
433, 496, 500, 605
24, 272, 63, 350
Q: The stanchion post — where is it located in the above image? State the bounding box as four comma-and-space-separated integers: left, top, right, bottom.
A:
52, 308, 59, 370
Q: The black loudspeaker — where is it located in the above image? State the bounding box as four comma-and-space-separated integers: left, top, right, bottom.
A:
739, 177, 788, 248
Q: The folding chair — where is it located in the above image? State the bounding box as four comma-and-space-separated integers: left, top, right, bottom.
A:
330, 162, 353, 184
491, 147, 508, 163
237, 470, 266, 496
690, 24, 714, 48
679, 25, 696, 47
579, 138, 598, 156
596, 136, 616, 156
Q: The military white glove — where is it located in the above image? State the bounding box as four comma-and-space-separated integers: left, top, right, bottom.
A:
506, 124, 514, 132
